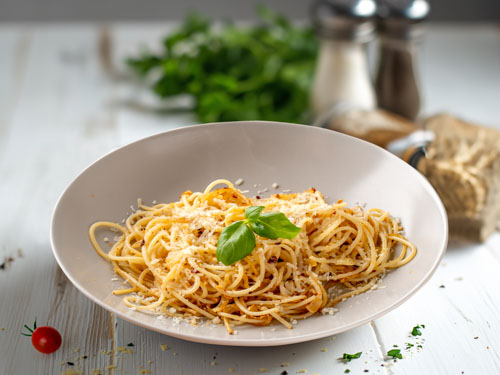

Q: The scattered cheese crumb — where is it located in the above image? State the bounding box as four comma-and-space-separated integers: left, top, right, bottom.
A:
173, 352, 178, 356
320, 348, 327, 352
0, 328, 5, 331
233, 330, 239, 335
139, 370, 151, 374
103, 237, 109, 242
169, 307, 176, 314
282, 189, 292, 193
272, 183, 279, 189
213, 317, 221, 324
235, 178, 244, 186
321, 307, 338, 315
105, 365, 116, 370
117, 346, 133, 354
211, 361, 216, 366
298, 370, 307, 374
281, 362, 290, 367
258, 368, 268, 372
160, 344, 169, 351
291, 319, 298, 325
152, 200, 157, 204
228, 368, 235, 373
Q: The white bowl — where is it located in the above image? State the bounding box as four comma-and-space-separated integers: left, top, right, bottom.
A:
51, 121, 447, 346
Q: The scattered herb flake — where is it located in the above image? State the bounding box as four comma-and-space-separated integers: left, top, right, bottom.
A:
127, 342, 134, 347
387, 349, 402, 359
344, 370, 350, 374
67, 362, 74, 366
412, 325, 423, 336
342, 352, 362, 362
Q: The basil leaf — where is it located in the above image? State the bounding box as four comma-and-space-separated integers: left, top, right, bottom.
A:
216, 221, 256, 266
245, 206, 265, 221
247, 211, 301, 240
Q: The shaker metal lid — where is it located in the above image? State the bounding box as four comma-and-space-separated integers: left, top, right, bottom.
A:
311, 0, 377, 41
377, 0, 430, 39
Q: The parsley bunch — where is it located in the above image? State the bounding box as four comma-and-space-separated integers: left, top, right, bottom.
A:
126, 6, 318, 123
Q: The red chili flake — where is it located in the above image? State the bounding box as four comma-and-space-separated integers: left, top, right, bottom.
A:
141, 240, 145, 246
191, 269, 200, 273
256, 195, 261, 199
269, 256, 278, 263
311, 187, 316, 192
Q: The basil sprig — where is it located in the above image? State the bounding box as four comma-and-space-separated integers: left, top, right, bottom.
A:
216, 206, 301, 266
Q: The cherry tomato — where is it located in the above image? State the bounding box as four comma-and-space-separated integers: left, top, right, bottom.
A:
23, 321, 62, 354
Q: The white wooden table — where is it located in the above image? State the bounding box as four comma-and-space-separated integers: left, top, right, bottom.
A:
1, 23, 500, 375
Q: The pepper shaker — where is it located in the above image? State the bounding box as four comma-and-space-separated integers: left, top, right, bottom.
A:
375, 0, 430, 121
310, 0, 377, 118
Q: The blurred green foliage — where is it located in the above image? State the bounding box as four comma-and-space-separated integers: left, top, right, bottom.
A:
126, 6, 318, 123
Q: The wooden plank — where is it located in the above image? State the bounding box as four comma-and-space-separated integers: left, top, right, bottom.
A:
373, 240, 500, 374
0, 27, 31, 162
0, 25, 120, 375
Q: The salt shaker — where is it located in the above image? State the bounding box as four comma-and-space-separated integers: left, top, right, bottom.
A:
310, 0, 377, 118
375, 0, 430, 121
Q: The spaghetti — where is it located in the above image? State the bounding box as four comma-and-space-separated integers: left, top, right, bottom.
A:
89, 179, 416, 332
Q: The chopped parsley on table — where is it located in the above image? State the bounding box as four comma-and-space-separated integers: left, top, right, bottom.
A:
411, 324, 424, 336
387, 349, 402, 359
342, 352, 362, 362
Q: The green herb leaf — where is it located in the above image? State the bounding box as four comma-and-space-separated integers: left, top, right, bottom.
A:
344, 370, 351, 374
342, 352, 362, 362
244, 206, 265, 221
387, 349, 402, 359
411, 325, 423, 336
247, 211, 301, 240
216, 221, 255, 265
126, 6, 318, 124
